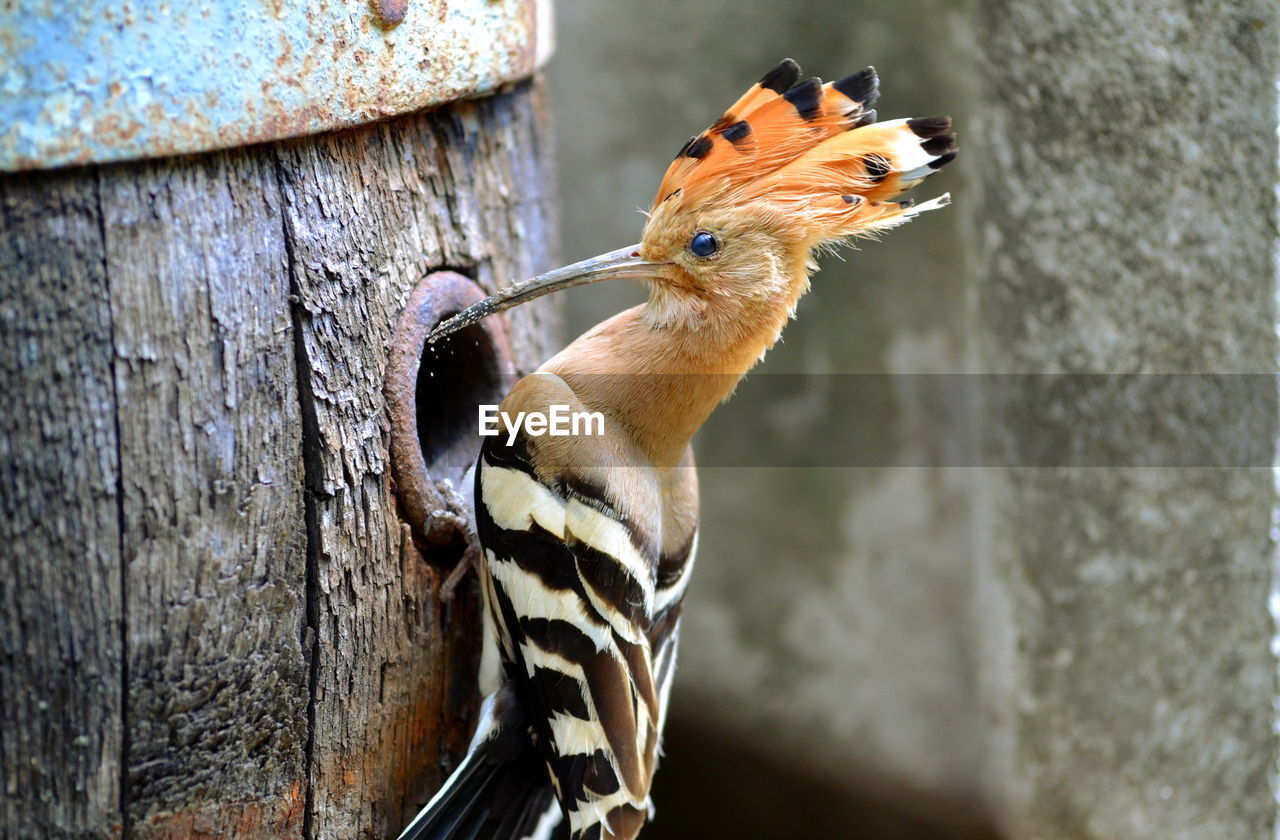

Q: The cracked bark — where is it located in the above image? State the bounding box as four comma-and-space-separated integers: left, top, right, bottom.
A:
0, 78, 557, 840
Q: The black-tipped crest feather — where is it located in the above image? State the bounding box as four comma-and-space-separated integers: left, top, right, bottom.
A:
929, 149, 958, 169
684, 135, 713, 159
782, 77, 824, 120
907, 116, 951, 137
833, 67, 879, 107
853, 108, 877, 128
758, 58, 801, 93
921, 133, 956, 155
721, 120, 752, 144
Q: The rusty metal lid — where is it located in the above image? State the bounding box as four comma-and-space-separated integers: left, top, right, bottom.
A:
0, 0, 553, 172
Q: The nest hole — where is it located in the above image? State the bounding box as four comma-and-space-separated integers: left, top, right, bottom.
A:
386, 271, 515, 550
416, 320, 509, 488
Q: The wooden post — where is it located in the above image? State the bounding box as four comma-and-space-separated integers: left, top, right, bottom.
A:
2, 68, 557, 840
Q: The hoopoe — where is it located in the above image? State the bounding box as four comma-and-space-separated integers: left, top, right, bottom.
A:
399, 59, 956, 840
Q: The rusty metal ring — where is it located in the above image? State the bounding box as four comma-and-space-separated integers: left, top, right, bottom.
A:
386, 271, 514, 547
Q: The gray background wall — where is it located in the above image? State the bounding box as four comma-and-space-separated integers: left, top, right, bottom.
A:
543, 2, 1278, 838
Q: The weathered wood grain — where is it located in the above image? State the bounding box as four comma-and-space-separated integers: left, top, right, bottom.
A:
275, 79, 557, 839
98, 150, 310, 839
0, 172, 124, 840
1, 77, 556, 839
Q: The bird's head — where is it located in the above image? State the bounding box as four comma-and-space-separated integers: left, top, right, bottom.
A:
428, 59, 955, 342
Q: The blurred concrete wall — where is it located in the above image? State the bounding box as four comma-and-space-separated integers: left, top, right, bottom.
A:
546, 1, 1278, 837
971, 2, 1278, 838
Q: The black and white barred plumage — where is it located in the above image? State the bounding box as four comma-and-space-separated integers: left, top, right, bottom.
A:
399, 382, 696, 840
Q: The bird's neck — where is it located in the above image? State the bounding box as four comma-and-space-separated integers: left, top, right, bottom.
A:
543, 279, 804, 466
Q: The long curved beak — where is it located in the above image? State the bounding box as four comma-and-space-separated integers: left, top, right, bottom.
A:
428, 244, 663, 343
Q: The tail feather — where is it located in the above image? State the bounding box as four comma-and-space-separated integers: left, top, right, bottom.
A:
398, 689, 566, 840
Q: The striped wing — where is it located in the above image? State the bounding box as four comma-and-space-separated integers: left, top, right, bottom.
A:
475, 432, 688, 840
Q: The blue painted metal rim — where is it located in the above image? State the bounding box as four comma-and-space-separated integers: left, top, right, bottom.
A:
0, 0, 554, 172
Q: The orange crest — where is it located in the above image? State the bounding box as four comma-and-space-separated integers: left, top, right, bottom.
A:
651, 59, 957, 244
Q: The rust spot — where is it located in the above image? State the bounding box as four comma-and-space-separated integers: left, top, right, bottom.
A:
370, 0, 409, 30
276, 31, 294, 68
234, 804, 262, 834
133, 790, 305, 840
92, 113, 144, 144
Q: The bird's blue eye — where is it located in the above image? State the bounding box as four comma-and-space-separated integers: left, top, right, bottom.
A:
689, 231, 719, 258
